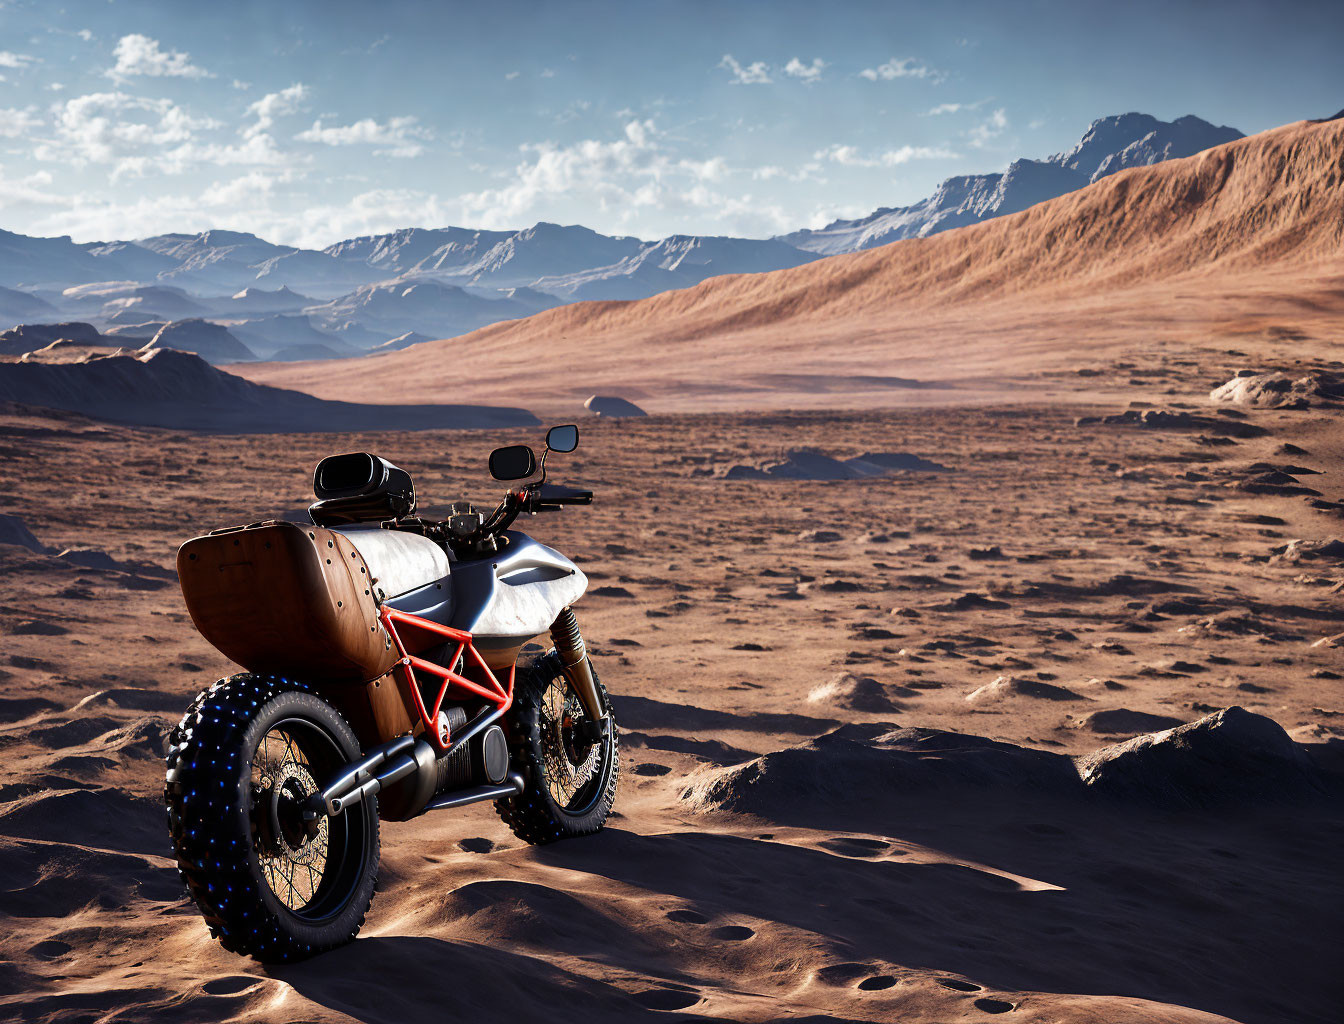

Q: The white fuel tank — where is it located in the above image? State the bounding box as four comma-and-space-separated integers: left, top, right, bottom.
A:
332, 525, 452, 601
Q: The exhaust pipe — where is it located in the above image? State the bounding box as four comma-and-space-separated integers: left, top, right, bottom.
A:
551, 607, 606, 724
306, 702, 519, 823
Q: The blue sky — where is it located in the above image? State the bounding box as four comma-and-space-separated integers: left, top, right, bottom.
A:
0, 0, 1339, 247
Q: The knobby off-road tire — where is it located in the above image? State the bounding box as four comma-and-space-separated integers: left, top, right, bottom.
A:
496, 651, 620, 845
164, 673, 380, 962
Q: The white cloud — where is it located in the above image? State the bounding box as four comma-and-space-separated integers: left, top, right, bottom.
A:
859, 57, 943, 83
783, 57, 826, 83
815, 141, 956, 169
882, 145, 958, 165
0, 107, 40, 138
504, 70, 521, 80
0, 51, 39, 69
968, 108, 1008, 147
455, 119, 781, 236
107, 34, 212, 81
245, 83, 309, 139
232, 79, 252, 90
35, 92, 296, 178
296, 116, 430, 157
77, 29, 94, 42
540, 68, 556, 79
719, 54, 772, 85
41, 92, 217, 168
0, 164, 66, 207
814, 143, 877, 168
925, 102, 964, 116
199, 169, 301, 208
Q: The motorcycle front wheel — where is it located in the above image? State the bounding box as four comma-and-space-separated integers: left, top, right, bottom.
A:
496, 651, 620, 844
164, 674, 380, 962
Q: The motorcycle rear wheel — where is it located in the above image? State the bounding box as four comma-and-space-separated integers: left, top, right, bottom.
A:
164, 674, 379, 962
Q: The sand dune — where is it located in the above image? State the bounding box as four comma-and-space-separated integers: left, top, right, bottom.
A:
241, 118, 1344, 414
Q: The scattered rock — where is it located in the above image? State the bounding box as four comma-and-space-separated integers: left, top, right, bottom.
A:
583, 395, 647, 418
0, 515, 48, 553
1077, 706, 1325, 807
798, 529, 843, 543
1076, 708, 1187, 736
724, 448, 951, 480
1269, 539, 1344, 565
927, 592, 1011, 612
808, 673, 903, 713
1078, 408, 1267, 437
1210, 370, 1344, 409
965, 675, 1087, 703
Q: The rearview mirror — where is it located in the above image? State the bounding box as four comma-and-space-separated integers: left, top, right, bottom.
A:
546, 424, 579, 453
489, 444, 537, 481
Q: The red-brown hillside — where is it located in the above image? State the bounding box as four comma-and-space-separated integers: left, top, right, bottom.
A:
243, 118, 1344, 414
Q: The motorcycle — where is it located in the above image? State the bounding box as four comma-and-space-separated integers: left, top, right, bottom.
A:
163, 424, 619, 962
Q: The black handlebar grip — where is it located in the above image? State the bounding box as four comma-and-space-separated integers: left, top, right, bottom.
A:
538, 485, 593, 505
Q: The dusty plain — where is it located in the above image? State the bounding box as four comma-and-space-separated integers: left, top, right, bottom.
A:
1, 341, 1341, 1023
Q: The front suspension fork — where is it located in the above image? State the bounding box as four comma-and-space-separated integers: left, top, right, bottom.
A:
550, 607, 607, 725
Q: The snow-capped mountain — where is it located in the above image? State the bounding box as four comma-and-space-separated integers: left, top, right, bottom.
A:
780, 113, 1243, 255
0, 112, 1244, 359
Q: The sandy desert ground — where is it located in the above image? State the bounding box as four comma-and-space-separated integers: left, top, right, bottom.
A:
1, 116, 1341, 1024
1, 342, 1342, 1023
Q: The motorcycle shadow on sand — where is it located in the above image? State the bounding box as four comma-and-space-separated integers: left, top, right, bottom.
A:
268, 804, 1336, 1024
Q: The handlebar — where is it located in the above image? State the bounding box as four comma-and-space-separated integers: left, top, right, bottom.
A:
536, 484, 593, 506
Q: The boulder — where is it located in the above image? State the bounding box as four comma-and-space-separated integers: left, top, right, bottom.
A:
584, 395, 647, 418
1076, 706, 1325, 808
1076, 708, 1186, 735
808, 673, 902, 712
1211, 371, 1344, 408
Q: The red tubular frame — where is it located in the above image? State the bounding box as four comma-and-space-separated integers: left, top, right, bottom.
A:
379, 606, 514, 751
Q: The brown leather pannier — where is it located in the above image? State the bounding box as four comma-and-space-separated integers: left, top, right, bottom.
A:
177, 521, 398, 683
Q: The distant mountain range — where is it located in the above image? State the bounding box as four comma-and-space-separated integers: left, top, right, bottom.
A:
779, 114, 1243, 254
0, 113, 1242, 363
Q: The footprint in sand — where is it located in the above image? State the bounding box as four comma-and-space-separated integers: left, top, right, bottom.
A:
665, 908, 708, 924
709, 925, 754, 941
633, 763, 671, 777
632, 988, 700, 1010
456, 837, 496, 853
974, 997, 1016, 1013
819, 836, 892, 858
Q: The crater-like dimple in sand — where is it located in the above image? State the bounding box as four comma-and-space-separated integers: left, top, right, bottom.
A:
709, 924, 755, 941
665, 908, 708, 925
938, 978, 983, 992
819, 836, 892, 858
632, 988, 699, 1011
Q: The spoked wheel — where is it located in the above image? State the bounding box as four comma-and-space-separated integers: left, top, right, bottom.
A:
496, 651, 620, 844
250, 720, 361, 920
165, 675, 380, 962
